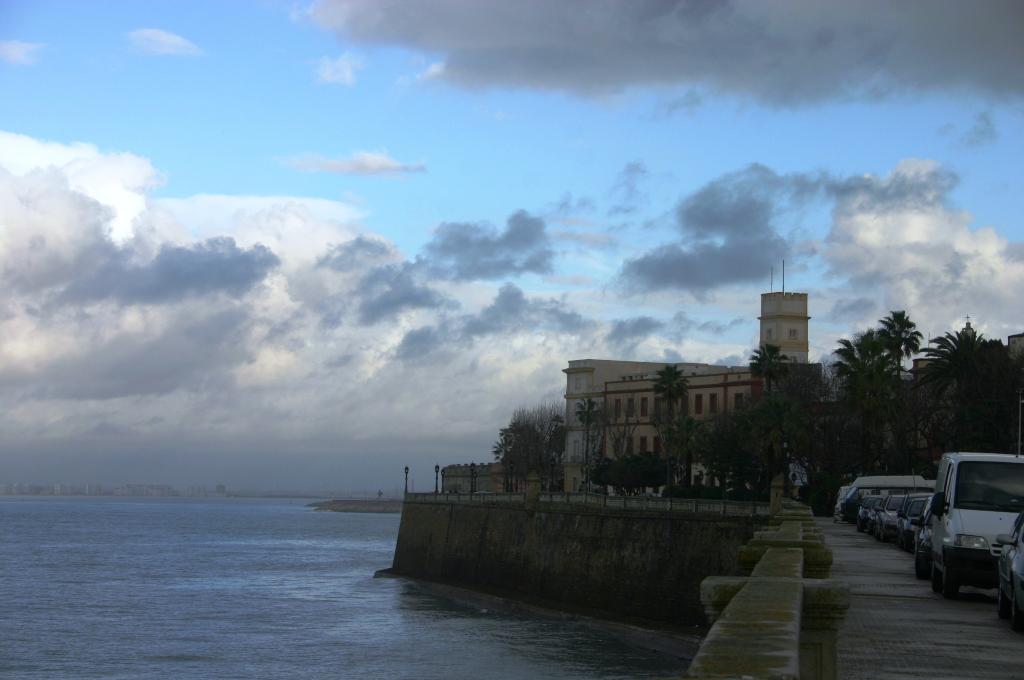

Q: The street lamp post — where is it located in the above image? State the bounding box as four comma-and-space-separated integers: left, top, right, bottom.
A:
434, 464, 440, 493
1017, 389, 1022, 459
509, 462, 516, 492
404, 466, 409, 494
441, 468, 446, 493
470, 463, 477, 493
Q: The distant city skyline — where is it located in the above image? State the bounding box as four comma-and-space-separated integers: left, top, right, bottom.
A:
0, 1, 1021, 488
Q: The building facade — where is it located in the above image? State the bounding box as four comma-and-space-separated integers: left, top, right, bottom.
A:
562, 289, 810, 492
441, 462, 503, 493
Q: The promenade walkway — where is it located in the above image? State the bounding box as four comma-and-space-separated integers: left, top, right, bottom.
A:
820, 518, 1024, 679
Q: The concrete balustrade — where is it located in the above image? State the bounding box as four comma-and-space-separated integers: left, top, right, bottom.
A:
687, 501, 849, 680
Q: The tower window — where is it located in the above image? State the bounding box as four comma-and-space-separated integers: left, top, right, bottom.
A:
766, 328, 773, 340
788, 328, 798, 339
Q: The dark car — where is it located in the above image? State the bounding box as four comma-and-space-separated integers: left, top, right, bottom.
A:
857, 496, 882, 533
875, 494, 907, 542
996, 512, 1024, 629
896, 495, 930, 551
914, 496, 934, 579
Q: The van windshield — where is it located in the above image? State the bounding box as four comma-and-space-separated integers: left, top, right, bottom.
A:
954, 461, 1024, 512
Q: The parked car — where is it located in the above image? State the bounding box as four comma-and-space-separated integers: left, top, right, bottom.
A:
896, 495, 931, 551
866, 496, 890, 538
857, 496, 882, 533
930, 452, 1024, 599
833, 485, 851, 523
914, 496, 934, 579
875, 494, 907, 542
995, 511, 1024, 629
839, 475, 934, 523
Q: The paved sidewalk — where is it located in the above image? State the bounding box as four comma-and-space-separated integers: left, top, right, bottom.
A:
820, 518, 1024, 679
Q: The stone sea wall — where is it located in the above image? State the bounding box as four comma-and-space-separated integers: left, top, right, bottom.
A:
390, 497, 762, 625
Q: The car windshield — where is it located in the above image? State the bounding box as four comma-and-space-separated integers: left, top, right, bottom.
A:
885, 496, 904, 511
908, 499, 925, 516
954, 461, 1024, 512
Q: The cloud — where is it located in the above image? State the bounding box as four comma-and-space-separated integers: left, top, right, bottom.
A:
318, 235, 396, 272
620, 164, 808, 292
657, 90, 703, 116
286, 151, 425, 176
394, 283, 594, 361
317, 52, 363, 84
59, 238, 279, 305
355, 262, 453, 324
0, 41, 44, 65
310, 0, 1024, 103
127, 28, 203, 56
827, 297, 877, 322
425, 210, 554, 280
606, 316, 664, 351
961, 111, 998, 146
608, 161, 649, 216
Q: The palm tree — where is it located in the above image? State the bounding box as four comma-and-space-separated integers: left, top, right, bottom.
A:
653, 364, 689, 487
833, 329, 893, 470
750, 344, 789, 393
919, 327, 985, 396
878, 310, 923, 378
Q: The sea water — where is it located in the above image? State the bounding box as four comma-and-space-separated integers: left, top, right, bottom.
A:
0, 497, 684, 679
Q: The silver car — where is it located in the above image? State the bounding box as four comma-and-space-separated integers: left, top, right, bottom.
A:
995, 511, 1024, 629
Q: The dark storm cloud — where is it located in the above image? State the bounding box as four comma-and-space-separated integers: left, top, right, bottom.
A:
61, 237, 279, 305
395, 324, 448, 361
312, 0, 1024, 103
424, 210, 554, 280
355, 261, 454, 324
317, 235, 396, 272
606, 316, 664, 351
608, 161, 649, 216
657, 90, 703, 117
12, 308, 251, 400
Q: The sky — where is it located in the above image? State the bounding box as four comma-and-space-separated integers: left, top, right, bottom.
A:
0, 0, 1022, 491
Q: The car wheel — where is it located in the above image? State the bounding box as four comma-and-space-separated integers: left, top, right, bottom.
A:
931, 562, 942, 593
999, 580, 1012, 620
1012, 581, 1024, 632
941, 561, 959, 600
914, 552, 929, 580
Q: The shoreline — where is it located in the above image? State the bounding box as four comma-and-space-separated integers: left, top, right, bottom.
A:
375, 568, 703, 663
308, 499, 403, 513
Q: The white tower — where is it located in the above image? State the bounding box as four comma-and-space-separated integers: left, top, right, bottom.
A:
759, 292, 810, 363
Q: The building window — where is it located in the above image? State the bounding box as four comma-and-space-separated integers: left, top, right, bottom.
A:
573, 439, 580, 459
654, 397, 662, 417
653, 436, 661, 454
734, 393, 744, 409
788, 328, 797, 340
573, 376, 582, 391
710, 393, 718, 414
766, 328, 773, 340
639, 436, 647, 453
626, 397, 635, 418
614, 399, 621, 420
640, 397, 648, 417
694, 394, 703, 415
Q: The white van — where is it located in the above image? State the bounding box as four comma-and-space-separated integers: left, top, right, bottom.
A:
929, 452, 1024, 599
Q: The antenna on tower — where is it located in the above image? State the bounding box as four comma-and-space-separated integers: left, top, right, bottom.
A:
770, 267, 774, 292
782, 260, 786, 294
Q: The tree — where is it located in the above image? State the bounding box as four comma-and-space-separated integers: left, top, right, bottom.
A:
833, 329, 893, 471
878, 310, 923, 378
575, 397, 602, 489
750, 344, 789, 393
494, 402, 565, 490
653, 364, 689, 486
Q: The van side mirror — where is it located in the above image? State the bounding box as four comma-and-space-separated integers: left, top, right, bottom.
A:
911, 516, 923, 527
995, 534, 1013, 546
931, 492, 945, 518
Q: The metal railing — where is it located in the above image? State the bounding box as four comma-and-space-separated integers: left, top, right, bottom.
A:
405, 492, 526, 506
538, 491, 770, 516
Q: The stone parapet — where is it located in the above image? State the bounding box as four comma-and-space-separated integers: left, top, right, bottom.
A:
688, 503, 849, 680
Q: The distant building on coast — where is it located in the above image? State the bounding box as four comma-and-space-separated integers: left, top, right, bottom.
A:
561, 290, 810, 492
441, 462, 503, 493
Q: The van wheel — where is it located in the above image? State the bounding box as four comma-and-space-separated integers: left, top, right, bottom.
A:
931, 563, 942, 593
941, 563, 960, 600
998, 582, 1012, 619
